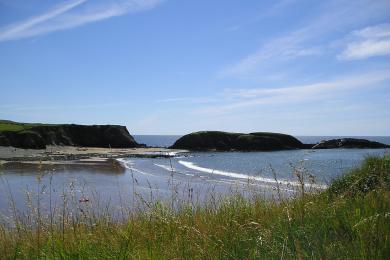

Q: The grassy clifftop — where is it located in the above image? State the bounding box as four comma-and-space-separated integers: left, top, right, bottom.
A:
0, 120, 139, 149
0, 120, 48, 132
0, 156, 389, 258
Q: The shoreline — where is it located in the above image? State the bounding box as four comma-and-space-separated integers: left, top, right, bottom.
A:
0, 145, 187, 170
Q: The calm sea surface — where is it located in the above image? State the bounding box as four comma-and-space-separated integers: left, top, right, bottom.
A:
1, 135, 389, 217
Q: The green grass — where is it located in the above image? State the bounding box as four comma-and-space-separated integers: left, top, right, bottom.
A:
0, 122, 30, 132
0, 156, 389, 259
0, 120, 55, 132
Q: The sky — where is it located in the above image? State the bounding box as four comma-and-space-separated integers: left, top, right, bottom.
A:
0, 0, 389, 135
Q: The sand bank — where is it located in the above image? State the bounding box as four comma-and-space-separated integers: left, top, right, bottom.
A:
0, 145, 186, 169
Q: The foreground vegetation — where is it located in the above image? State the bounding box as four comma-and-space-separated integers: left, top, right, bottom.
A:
0, 156, 389, 259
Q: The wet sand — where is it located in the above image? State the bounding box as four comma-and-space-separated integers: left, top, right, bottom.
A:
0, 146, 186, 169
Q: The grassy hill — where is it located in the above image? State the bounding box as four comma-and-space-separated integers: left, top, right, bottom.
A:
0, 156, 389, 258
0, 120, 33, 132
0, 120, 50, 132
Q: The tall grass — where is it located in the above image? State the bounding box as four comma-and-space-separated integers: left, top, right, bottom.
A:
0, 156, 389, 259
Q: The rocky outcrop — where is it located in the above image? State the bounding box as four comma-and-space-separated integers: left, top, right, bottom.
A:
0, 130, 46, 149
312, 138, 390, 149
0, 124, 139, 149
170, 131, 304, 151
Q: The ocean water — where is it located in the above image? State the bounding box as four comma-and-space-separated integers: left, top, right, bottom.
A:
134, 135, 181, 147
122, 148, 389, 190
1, 135, 390, 218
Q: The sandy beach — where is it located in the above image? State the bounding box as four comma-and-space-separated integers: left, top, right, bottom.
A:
0, 145, 186, 169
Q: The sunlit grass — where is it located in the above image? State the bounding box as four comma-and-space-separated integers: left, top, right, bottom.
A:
0, 122, 32, 132
0, 120, 53, 132
0, 156, 389, 259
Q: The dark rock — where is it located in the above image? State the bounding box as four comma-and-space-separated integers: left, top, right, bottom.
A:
0, 130, 46, 149
18, 131, 46, 149
301, 143, 315, 149
0, 124, 139, 149
170, 131, 304, 151
0, 134, 10, 146
29, 124, 138, 148
171, 131, 239, 150
312, 138, 390, 149
250, 132, 304, 149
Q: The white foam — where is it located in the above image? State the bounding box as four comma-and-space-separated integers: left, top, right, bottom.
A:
154, 163, 175, 172
154, 163, 195, 177
178, 160, 327, 189
117, 158, 155, 177
142, 151, 183, 157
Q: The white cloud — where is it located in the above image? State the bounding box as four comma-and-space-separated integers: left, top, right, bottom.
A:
354, 23, 390, 38
0, 0, 163, 42
339, 23, 390, 60
219, 32, 322, 77
219, 0, 390, 77
197, 70, 390, 115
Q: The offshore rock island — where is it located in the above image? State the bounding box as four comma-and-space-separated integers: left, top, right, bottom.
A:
170, 131, 390, 151
170, 131, 305, 151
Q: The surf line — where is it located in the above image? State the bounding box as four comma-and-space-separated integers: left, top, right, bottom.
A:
178, 160, 327, 189
116, 158, 155, 177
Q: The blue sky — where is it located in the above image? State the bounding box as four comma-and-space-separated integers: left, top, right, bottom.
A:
0, 0, 389, 135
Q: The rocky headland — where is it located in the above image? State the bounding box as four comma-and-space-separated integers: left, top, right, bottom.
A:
0, 124, 140, 149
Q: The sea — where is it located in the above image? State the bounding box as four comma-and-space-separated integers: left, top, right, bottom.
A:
1, 135, 389, 218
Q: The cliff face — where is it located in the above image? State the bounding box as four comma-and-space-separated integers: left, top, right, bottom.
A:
0, 130, 46, 149
170, 131, 304, 151
0, 124, 139, 149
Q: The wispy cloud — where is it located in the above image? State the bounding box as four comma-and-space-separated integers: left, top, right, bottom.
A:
198, 70, 390, 115
0, 0, 163, 42
259, 0, 299, 19
219, 0, 390, 77
339, 23, 390, 60
219, 32, 322, 77
225, 0, 298, 32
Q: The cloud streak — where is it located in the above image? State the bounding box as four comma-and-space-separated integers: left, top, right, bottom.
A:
0, 0, 163, 42
197, 70, 390, 115
339, 23, 390, 60
219, 0, 390, 77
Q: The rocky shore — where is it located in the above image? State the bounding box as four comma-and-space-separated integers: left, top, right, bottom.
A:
0, 146, 185, 169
